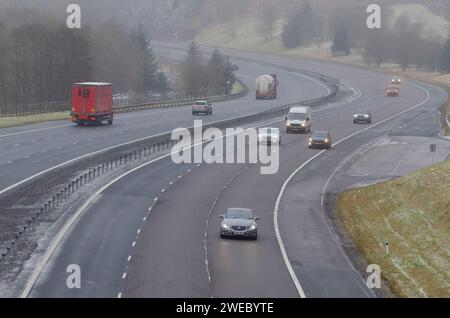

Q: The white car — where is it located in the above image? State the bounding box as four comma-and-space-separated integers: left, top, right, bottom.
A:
258, 127, 280, 145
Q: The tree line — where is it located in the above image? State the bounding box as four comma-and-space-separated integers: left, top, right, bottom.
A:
260, 1, 450, 73
180, 41, 237, 96
0, 8, 168, 108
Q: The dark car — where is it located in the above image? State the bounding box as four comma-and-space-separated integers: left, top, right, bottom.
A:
353, 110, 372, 124
308, 131, 332, 149
220, 208, 259, 240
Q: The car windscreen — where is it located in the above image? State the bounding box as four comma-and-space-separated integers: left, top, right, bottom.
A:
288, 113, 306, 120
226, 210, 253, 219
312, 132, 328, 139
196, 101, 207, 105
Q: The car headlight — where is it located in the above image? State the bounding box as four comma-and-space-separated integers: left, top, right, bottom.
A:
221, 224, 230, 229
325, 138, 329, 143
353, 114, 357, 118
248, 225, 257, 231
286, 123, 291, 127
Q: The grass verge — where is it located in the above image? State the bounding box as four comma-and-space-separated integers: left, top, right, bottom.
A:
231, 80, 245, 94
0, 112, 69, 129
336, 159, 450, 297
441, 86, 450, 135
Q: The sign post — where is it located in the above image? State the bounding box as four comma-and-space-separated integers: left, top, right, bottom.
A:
430, 144, 437, 164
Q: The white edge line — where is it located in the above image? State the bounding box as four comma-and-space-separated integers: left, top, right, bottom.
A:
19, 117, 283, 298
273, 81, 431, 299
20, 82, 364, 298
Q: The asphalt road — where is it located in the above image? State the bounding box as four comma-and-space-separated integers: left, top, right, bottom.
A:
24, 44, 448, 298
0, 52, 326, 195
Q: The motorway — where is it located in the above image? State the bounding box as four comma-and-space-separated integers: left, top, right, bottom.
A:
3, 44, 447, 298
0, 53, 326, 195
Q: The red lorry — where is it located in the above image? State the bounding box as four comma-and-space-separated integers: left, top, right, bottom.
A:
256, 74, 278, 99
70, 82, 113, 125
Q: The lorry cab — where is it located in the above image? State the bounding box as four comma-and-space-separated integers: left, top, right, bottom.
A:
286, 107, 312, 133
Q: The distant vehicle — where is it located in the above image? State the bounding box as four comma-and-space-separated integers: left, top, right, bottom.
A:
192, 100, 212, 115
258, 127, 281, 145
386, 85, 400, 97
391, 78, 402, 85
353, 110, 372, 124
256, 74, 278, 99
71, 82, 113, 125
220, 208, 259, 240
308, 131, 332, 149
286, 106, 312, 133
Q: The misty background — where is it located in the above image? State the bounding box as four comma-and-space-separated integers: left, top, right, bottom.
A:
0, 0, 450, 107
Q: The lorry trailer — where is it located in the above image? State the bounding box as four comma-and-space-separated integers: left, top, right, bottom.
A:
256, 74, 278, 99
71, 82, 113, 125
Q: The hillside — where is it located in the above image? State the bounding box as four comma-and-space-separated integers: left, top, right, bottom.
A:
1, 0, 449, 38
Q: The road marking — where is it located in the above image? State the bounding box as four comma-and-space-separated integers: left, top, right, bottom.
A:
122, 273, 127, 279
137, 229, 141, 234
19, 117, 287, 297
273, 82, 431, 299
0, 124, 72, 139
143, 216, 147, 221
1, 110, 287, 197
127, 256, 132, 262
132, 241, 136, 247
117, 293, 122, 298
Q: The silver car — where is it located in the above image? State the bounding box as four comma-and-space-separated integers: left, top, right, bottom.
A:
220, 208, 259, 240
353, 110, 372, 124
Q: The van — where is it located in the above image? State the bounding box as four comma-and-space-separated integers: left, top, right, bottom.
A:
285, 107, 311, 133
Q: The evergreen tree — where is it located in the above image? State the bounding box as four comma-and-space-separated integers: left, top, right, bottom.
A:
440, 31, 450, 73
281, 1, 319, 49
331, 20, 351, 56
154, 71, 170, 96
207, 49, 236, 93
181, 41, 205, 94
130, 24, 158, 94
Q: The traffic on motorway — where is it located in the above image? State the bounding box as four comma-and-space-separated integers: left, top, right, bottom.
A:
0, 1, 449, 308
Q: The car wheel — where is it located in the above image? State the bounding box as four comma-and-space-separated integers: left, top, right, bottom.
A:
220, 234, 225, 239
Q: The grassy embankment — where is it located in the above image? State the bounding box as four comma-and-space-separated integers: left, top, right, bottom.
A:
336, 160, 450, 298
0, 112, 69, 129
